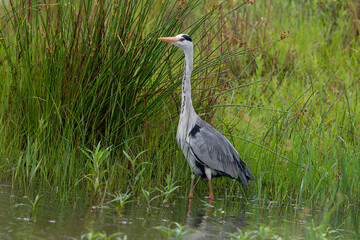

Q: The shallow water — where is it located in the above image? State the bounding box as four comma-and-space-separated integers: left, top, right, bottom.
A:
0, 183, 358, 239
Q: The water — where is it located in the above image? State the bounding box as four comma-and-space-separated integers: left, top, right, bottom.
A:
0, 184, 358, 239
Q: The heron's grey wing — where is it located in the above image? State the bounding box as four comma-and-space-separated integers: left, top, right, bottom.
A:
187, 118, 255, 187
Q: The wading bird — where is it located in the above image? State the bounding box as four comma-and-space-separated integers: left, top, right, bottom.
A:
158, 34, 255, 199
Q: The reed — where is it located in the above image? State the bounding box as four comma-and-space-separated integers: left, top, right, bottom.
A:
0, 0, 251, 198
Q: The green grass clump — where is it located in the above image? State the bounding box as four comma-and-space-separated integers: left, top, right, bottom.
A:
225, 1, 360, 206
0, 0, 253, 198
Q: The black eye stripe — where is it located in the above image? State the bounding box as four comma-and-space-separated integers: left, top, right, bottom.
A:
181, 34, 193, 42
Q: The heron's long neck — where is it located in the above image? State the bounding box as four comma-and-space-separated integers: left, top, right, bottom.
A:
181, 48, 195, 117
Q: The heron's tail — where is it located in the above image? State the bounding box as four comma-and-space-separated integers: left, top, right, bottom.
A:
236, 161, 255, 188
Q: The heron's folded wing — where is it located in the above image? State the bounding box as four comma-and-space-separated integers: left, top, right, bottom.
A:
186, 119, 254, 185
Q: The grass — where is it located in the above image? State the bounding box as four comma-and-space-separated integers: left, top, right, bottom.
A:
0, 0, 359, 238
0, 0, 245, 198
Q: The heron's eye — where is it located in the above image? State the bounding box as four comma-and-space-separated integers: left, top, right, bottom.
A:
179, 38, 185, 42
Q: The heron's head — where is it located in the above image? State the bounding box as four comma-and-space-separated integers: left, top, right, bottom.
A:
158, 34, 193, 52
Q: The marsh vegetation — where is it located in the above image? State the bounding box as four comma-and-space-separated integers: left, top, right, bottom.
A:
0, 0, 359, 239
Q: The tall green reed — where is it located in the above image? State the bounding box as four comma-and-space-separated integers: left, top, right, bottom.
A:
0, 0, 256, 198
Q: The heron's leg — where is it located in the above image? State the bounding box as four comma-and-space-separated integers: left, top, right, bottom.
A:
187, 198, 192, 217
208, 180, 213, 200
189, 174, 195, 198
205, 167, 213, 200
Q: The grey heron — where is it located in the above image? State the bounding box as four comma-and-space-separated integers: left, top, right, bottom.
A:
158, 34, 255, 199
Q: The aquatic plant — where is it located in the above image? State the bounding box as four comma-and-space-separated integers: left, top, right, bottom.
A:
305, 221, 339, 240
141, 187, 160, 212
13, 194, 41, 221
154, 222, 196, 239
107, 190, 133, 223
227, 230, 253, 240
80, 142, 112, 204
155, 172, 180, 207
250, 226, 282, 240
79, 231, 127, 240
227, 223, 346, 240
122, 150, 150, 194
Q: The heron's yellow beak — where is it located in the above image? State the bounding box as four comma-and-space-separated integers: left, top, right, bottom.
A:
158, 37, 180, 43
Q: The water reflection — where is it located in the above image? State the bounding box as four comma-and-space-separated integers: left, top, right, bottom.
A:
0, 184, 358, 239
185, 197, 248, 239
0, 183, 251, 239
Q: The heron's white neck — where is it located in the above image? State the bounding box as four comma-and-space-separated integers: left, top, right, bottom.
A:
176, 45, 197, 150
180, 46, 195, 118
